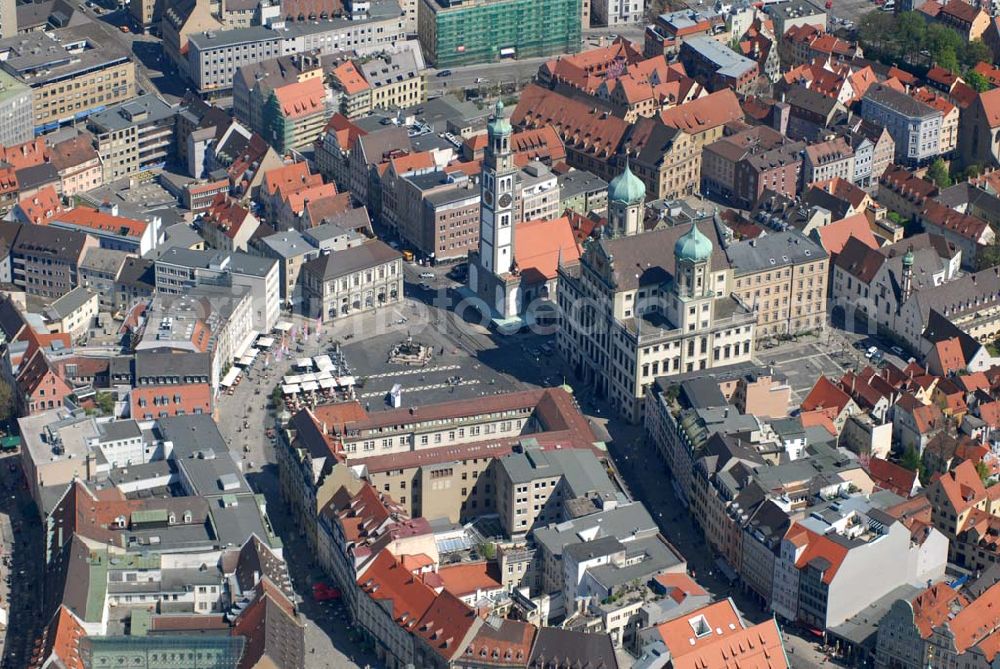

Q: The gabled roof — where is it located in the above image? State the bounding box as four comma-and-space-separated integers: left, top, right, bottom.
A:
933, 459, 986, 515
357, 550, 437, 632
332, 60, 370, 95
272, 77, 326, 120
833, 235, 884, 283
660, 88, 743, 133
910, 583, 967, 638
865, 457, 917, 497
790, 524, 849, 584
232, 578, 305, 669
513, 216, 580, 285
27, 605, 86, 669
413, 591, 481, 662
801, 375, 853, 415
934, 336, 967, 374
815, 213, 879, 256
671, 618, 789, 669
462, 617, 535, 668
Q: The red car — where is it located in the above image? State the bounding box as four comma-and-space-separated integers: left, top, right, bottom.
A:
312, 583, 341, 601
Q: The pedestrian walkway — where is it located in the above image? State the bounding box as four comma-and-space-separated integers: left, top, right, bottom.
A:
365, 364, 461, 379
359, 379, 480, 399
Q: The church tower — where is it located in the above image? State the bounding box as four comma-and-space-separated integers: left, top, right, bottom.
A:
479, 100, 517, 276
673, 223, 715, 331
606, 159, 645, 237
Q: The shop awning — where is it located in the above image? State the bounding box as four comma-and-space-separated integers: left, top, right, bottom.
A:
221, 368, 241, 388
233, 329, 260, 360
256, 336, 275, 348
274, 321, 293, 332
301, 381, 319, 392
281, 384, 300, 394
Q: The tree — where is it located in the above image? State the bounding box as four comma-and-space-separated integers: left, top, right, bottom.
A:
966, 70, 993, 93
0, 379, 13, 424
95, 392, 114, 415
901, 446, 925, 483
977, 238, 1000, 270
927, 158, 952, 188
960, 41, 992, 71
976, 460, 992, 484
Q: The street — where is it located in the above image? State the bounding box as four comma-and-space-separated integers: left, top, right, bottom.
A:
0, 455, 44, 669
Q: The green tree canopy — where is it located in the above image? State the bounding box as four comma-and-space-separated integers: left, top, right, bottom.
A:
926, 159, 952, 188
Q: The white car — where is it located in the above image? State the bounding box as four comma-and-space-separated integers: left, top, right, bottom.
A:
865, 346, 878, 358
419, 272, 434, 279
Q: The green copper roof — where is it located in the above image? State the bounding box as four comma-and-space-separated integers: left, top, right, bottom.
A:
902, 249, 914, 266
488, 99, 511, 135
608, 160, 645, 205
675, 224, 713, 264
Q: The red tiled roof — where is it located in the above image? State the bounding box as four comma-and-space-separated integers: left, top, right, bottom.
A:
513, 216, 580, 284
935, 337, 967, 375
512, 85, 630, 160
27, 606, 86, 669
16, 185, 64, 225
358, 551, 437, 631
978, 87, 1000, 129
865, 457, 917, 497
792, 525, 849, 584
973, 62, 1000, 87
980, 401, 1000, 429
436, 562, 502, 599
273, 78, 327, 120
671, 619, 789, 669
911, 583, 967, 638
462, 618, 535, 667
816, 213, 879, 255
947, 580, 1000, 654
801, 375, 852, 416
660, 89, 743, 133
57, 207, 148, 238
657, 600, 743, 656
414, 591, 480, 662
332, 60, 370, 95
935, 460, 986, 515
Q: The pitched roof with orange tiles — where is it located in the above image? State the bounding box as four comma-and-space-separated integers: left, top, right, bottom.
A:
462, 618, 535, 668
935, 459, 987, 515
939, 0, 984, 23
284, 182, 337, 215
16, 185, 64, 225
815, 212, 879, 255
513, 216, 581, 285
511, 125, 567, 167
660, 89, 743, 134
865, 457, 917, 497
232, 577, 305, 669
27, 606, 86, 669
656, 599, 744, 656
436, 562, 502, 600
978, 87, 1000, 129
263, 162, 321, 197
653, 572, 708, 604
910, 583, 968, 638
3, 137, 47, 171
56, 206, 149, 238
414, 591, 481, 662
934, 337, 966, 374
973, 62, 1000, 87
800, 410, 837, 436
332, 60, 370, 95
304, 191, 352, 226
319, 112, 367, 151
946, 580, 1000, 655
980, 400, 1000, 429
273, 77, 327, 120
203, 195, 254, 239
791, 524, 849, 584
388, 150, 436, 176
671, 618, 789, 669
512, 85, 629, 160
801, 375, 853, 416
358, 550, 437, 631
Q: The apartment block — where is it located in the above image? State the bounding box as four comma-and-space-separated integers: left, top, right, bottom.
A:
0, 25, 136, 133
417, 0, 581, 67
726, 231, 829, 338
87, 94, 177, 183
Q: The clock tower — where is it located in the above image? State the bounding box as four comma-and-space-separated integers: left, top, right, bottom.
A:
479, 100, 516, 276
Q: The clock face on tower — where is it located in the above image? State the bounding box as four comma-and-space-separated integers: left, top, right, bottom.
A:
498, 193, 512, 208
483, 191, 494, 207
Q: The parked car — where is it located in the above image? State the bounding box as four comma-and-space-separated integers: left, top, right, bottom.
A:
419, 272, 434, 279
890, 345, 904, 356
436, 70, 452, 77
